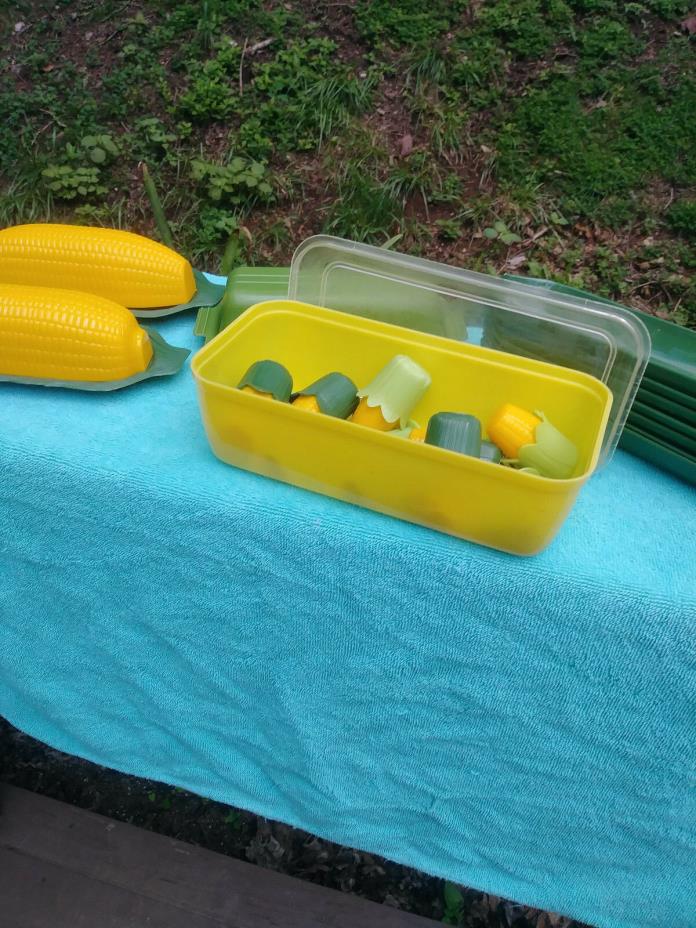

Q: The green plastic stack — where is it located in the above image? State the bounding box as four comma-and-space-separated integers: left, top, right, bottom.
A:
194, 267, 291, 343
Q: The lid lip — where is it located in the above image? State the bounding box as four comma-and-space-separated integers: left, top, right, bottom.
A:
289, 235, 651, 467
290, 236, 651, 354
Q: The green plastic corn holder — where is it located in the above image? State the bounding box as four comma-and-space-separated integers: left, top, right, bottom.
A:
238, 360, 293, 401
293, 372, 358, 418
426, 413, 482, 458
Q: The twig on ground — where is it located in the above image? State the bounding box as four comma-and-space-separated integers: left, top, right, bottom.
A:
248, 37, 275, 54
239, 37, 248, 95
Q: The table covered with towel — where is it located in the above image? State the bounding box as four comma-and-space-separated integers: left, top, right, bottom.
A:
1, 299, 694, 928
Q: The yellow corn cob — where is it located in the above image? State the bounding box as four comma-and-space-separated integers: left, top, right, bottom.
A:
0, 224, 196, 309
0, 284, 153, 382
291, 394, 321, 413
487, 403, 541, 459
351, 398, 397, 431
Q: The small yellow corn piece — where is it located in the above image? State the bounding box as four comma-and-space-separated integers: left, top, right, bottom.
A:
0, 224, 196, 308
0, 284, 153, 382
409, 425, 427, 442
351, 398, 397, 431
292, 394, 321, 413
487, 403, 541, 459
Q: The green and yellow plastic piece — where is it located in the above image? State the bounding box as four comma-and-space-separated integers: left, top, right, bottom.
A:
425, 412, 482, 458
352, 355, 431, 431
489, 404, 578, 478
291, 372, 358, 418
237, 360, 293, 401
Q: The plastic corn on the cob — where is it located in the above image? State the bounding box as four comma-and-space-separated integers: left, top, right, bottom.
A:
0, 224, 196, 309
292, 394, 321, 413
487, 403, 541, 459
0, 284, 153, 382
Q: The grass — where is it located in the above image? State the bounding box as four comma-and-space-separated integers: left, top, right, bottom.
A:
0, 0, 695, 326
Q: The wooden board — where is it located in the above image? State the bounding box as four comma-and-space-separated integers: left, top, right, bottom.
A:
0, 785, 435, 928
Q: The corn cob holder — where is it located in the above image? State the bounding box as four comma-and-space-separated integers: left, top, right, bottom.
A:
479, 440, 503, 465
487, 403, 579, 478
0, 224, 226, 318
195, 267, 291, 342
238, 360, 293, 401
389, 421, 426, 441
425, 413, 482, 458
0, 284, 189, 391
291, 373, 358, 418
352, 355, 431, 431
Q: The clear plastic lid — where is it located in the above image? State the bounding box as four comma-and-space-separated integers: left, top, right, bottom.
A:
289, 235, 651, 465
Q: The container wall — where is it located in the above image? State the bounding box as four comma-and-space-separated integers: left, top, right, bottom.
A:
193, 301, 612, 555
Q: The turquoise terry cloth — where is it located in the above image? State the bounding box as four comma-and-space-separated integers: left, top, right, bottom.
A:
1, 285, 695, 928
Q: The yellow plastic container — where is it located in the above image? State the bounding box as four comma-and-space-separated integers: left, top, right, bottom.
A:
192, 301, 613, 555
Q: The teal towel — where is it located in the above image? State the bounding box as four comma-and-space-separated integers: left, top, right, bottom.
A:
0, 291, 695, 928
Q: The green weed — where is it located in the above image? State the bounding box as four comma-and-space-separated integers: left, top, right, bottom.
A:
578, 20, 643, 64
492, 40, 696, 224
0, 177, 53, 227
385, 152, 443, 213
406, 47, 448, 94
73, 202, 127, 227
356, 0, 467, 47
639, 0, 692, 14
224, 810, 241, 827
41, 165, 107, 200
483, 220, 523, 245
429, 173, 464, 206
435, 218, 463, 241
449, 36, 507, 110
442, 882, 464, 925
325, 165, 401, 241
308, 75, 376, 146
414, 90, 470, 161
197, 0, 221, 51
127, 118, 179, 166
667, 200, 696, 239
473, 0, 574, 58
178, 44, 241, 121
243, 39, 373, 153
79, 135, 120, 166
191, 157, 273, 207
196, 206, 243, 253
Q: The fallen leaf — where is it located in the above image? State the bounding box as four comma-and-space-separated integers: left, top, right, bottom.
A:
680, 14, 696, 33
399, 133, 413, 156
507, 253, 527, 269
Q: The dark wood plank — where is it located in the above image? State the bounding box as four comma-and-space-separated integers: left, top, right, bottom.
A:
0, 847, 227, 928
0, 785, 435, 928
